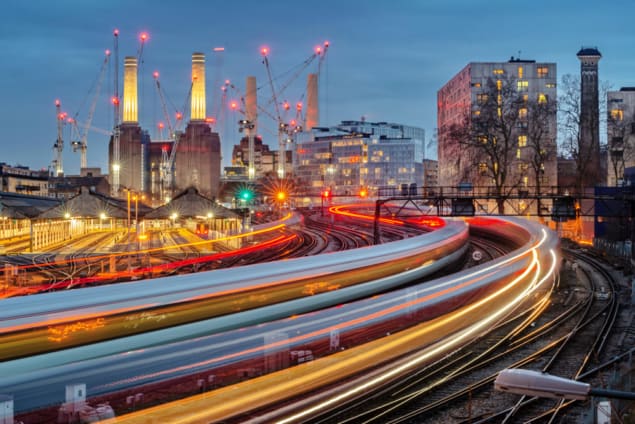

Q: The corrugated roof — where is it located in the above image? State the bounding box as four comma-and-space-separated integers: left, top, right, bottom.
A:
38, 187, 129, 219
144, 187, 239, 219
0, 192, 62, 218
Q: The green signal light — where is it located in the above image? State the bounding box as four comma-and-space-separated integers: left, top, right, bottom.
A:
239, 189, 253, 200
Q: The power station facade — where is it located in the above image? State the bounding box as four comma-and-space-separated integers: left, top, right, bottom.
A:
109, 52, 221, 201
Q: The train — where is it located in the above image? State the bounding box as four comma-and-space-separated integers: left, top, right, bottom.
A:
3, 217, 560, 420
0, 217, 469, 361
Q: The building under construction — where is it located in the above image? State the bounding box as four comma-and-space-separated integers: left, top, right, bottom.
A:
109, 52, 221, 202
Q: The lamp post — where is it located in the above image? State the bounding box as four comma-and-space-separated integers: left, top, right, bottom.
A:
126, 190, 131, 240
495, 368, 635, 401
170, 212, 178, 228
206, 211, 213, 239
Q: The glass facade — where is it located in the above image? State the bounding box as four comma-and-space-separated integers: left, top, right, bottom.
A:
293, 121, 425, 196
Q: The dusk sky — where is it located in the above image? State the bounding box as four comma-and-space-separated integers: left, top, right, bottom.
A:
2, 0, 635, 175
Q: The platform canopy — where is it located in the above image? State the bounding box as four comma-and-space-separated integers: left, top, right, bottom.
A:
37, 187, 130, 219
144, 187, 239, 220
0, 191, 62, 219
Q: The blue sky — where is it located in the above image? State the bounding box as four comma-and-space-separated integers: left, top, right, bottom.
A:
2, 0, 635, 174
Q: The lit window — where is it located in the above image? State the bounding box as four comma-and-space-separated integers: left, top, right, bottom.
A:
478, 163, 488, 174
477, 93, 488, 104
473, 109, 481, 116
516, 148, 521, 159
611, 109, 624, 121
478, 135, 488, 144
518, 135, 527, 147
537, 66, 549, 78
472, 82, 482, 87
518, 108, 528, 119
538, 93, 548, 103
517, 80, 529, 91
523, 94, 528, 102
545, 82, 556, 88
493, 69, 504, 75
518, 66, 523, 79
496, 80, 503, 91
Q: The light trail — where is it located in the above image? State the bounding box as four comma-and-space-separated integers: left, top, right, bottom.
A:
105, 219, 559, 424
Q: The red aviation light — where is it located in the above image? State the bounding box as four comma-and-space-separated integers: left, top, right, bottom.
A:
55, 99, 60, 107
113, 29, 119, 36
158, 122, 164, 129
324, 40, 330, 47
229, 101, 238, 110
213, 47, 225, 52
260, 46, 269, 57
153, 71, 159, 79
140, 32, 149, 42
205, 117, 215, 124
296, 102, 303, 111
283, 101, 290, 110
290, 119, 297, 126
175, 112, 183, 121
111, 96, 119, 105
105, 49, 111, 56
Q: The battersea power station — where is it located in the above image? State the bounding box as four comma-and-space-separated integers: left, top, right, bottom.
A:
108, 52, 221, 202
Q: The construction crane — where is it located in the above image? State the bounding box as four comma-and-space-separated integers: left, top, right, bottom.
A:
153, 71, 176, 139
153, 71, 193, 201
70, 49, 111, 169
260, 45, 327, 179
52, 99, 66, 176
111, 28, 121, 196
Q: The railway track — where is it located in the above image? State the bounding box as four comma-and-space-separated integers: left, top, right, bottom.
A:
310, 246, 631, 424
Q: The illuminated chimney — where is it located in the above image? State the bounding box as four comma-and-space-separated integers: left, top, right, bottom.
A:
245, 76, 257, 133
122, 56, 138, 123
306, 73, 318, 130
191, 52, 206, 121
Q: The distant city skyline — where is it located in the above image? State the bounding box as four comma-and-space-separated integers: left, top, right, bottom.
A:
2, 0, 635, 175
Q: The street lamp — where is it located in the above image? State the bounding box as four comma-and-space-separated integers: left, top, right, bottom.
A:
99, 212, 107, 231
170, 212, 178, 227
206, 211, 213, 238
495, 368, 635, 401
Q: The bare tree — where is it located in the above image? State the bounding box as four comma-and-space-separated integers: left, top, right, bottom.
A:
449, 75, 525, 214
525, 96, 557, 214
